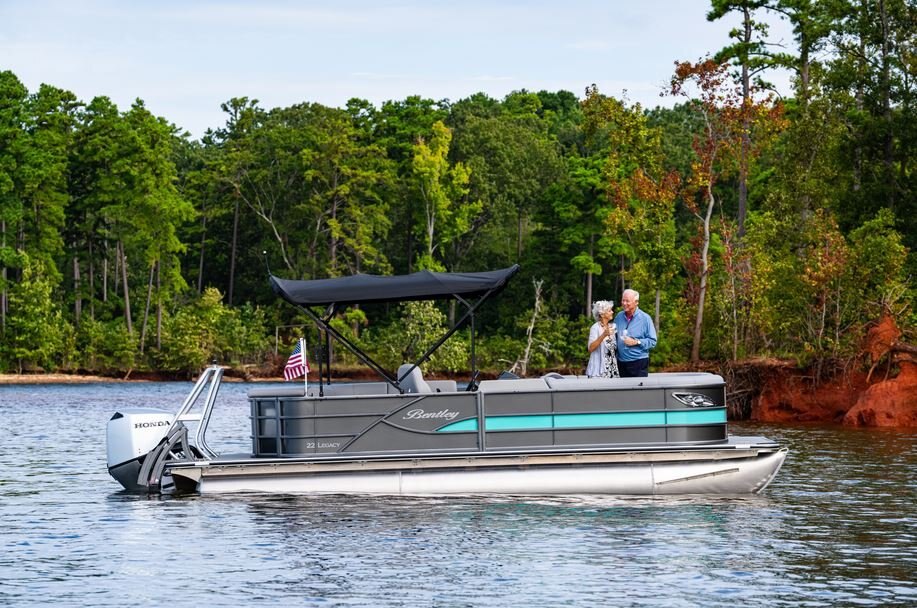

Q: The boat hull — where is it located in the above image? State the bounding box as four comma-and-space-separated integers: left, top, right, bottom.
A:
168, 445, 787, 496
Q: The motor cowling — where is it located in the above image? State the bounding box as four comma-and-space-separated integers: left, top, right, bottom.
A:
107, 408, 173, 491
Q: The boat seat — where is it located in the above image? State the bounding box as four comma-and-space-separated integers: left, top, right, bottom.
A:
397, 364, 433, 394
427, 380, 458, 393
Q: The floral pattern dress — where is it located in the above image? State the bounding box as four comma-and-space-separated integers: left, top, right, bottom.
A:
601, 324, 620, 378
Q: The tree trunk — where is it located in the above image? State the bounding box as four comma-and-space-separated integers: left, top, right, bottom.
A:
329, 195, 339, 274
88, 240, 95, 320
516, 209, 523, 261
654, 288, 661, 333
737, 5, 751, 237
156, 261, 162, 350
585, 235, 594, 317
691, 185, 715, 363
118, 240, 132, 335
228, 197, 240, 305
1, 219, 6, 333
878, 0, 895, 209
510, 279, 543, 377
103, 241, 109, 303
140, 262, 154, 354
799, 39, 810, 105
197, 203, 207, 294
73, 254, 82, 325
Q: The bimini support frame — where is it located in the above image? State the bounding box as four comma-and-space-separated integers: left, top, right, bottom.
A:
293, 285, 500, 394
269, 265, 519, 395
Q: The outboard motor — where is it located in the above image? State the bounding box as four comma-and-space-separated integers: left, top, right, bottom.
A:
107, 408, 173, 492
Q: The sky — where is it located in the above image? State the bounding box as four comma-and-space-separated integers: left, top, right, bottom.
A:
1, 0, 795, 139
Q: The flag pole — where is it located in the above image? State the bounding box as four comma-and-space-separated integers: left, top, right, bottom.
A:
301, 337, 308, 395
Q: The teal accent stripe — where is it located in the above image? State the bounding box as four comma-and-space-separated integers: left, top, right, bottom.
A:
553, 412, 666, 428
486, 414, 553, 430
436, 408, 726, 433
665, 409, 726, 425
438, 417, 478, 432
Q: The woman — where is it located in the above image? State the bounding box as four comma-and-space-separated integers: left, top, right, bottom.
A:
586, 300, 620, 378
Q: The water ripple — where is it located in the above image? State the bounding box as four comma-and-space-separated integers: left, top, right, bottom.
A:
0, 385, 914, 606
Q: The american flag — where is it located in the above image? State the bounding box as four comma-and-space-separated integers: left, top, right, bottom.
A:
284, 339, 310, 381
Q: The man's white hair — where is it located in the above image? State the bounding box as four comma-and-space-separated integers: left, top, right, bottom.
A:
623, 288, 640, 302
591, 300, 614, 321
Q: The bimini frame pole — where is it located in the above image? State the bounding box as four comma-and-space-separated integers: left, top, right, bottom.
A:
292, 285, 501, 394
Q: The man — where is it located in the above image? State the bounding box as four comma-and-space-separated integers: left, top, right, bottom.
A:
613, 289, 657, 377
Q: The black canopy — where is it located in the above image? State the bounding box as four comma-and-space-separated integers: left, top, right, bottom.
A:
270, 265, 520, 307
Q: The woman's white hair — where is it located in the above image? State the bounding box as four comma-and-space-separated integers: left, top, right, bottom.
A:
591, 300, 614, 321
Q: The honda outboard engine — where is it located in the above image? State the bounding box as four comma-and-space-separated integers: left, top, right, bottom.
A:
107, 408, 173, 492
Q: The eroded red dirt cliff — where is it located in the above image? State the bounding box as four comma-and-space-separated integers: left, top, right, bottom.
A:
746, 314, 916, 428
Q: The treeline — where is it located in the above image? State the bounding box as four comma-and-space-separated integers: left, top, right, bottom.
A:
0, 0, 913, 376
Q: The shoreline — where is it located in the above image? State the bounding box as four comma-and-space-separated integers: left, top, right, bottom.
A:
0, 372, 285, 385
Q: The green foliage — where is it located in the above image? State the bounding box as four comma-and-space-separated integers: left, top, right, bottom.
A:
2, 255, 64, 371
474, 333, 526, 371
0, 5, 914, 380
73, 317, 136, 372
528, 313, 589, 371
365, 300, 468, 372
154, 288, 269, 373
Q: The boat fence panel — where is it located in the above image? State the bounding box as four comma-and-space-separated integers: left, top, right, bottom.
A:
249, 373, 729, 458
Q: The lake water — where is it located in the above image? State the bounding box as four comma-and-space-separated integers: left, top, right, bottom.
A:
1, 381, 914, 607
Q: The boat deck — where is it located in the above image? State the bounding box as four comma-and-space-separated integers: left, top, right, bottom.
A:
169, 435, 780, 469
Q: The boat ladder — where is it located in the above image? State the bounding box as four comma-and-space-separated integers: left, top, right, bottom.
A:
136, 365, 224, 492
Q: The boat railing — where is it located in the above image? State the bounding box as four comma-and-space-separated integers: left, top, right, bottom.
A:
167, 365, 223, 458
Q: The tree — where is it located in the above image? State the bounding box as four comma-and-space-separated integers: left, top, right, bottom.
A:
669, 59, 785, 362
582, 86, 680, 329
707, 0, 772, 237
826, 0, 916, 260
410, 120, 479, 271
2, 254, 64, 372
300, 103, 394, 276
374, 96, 449, 274
449, 105, 563, 267
0, 71, 29, 334
120, 100, 195, 352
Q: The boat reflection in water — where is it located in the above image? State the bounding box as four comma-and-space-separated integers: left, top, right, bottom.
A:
106, 265, 786, 496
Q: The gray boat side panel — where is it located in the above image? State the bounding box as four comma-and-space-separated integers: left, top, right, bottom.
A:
485, 430, 554, 448
482, 391, 552, 415
666, 425, 727, 443
554, 427, 667, 445
249, 387, 306, 398
282, 415, 316, 438
284, 436, 352, 454
384, 394, 478, 432
306, 382, 392, 397
314, 396, 408, 416
344, 423, 479, 452
249, 378, 736, 459
253, 393, 479, 457
552, 388, 664, 412
478, 378, 551, 393
664, 386, 726, 408
314, 415, 383, 435
545, 373, 724, 390
280, 400, 315, 417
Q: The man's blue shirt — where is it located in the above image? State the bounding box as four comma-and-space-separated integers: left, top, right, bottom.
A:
613, 308, 657, 362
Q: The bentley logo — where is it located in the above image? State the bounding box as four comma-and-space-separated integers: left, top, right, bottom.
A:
403, 408, 460, 421
673, 392, 717, 407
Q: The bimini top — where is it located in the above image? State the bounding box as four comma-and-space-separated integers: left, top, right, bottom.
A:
270, 264, 520, 307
